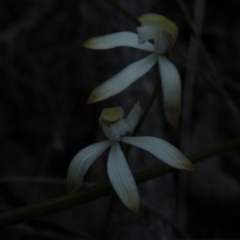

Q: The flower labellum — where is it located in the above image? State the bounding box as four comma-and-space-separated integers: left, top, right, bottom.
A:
137, 14, 178, 53
83, 13, 181, 128
67, 102, 193, 212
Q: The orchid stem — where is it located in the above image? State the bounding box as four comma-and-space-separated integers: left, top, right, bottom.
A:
104, 0, 141, 26
0, 136, 240, 228
125, 81, 160, 156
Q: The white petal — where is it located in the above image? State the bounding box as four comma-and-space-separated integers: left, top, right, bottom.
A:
107, 142, 139, 212
121, 136, 193, 170
83, 32, 155, 52
87, 53, 158, 104
158, 55, 181, 128
124, 102, 142, 131
67, 140, 113, 192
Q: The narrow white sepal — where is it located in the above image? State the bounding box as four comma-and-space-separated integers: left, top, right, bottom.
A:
67, 140, 113, 192
124, 102, 142, 132
121, 136, 193, 170
83, 32, 155, 52
87, 53, 158, 103
158, 55, 181, 128
107, 142, 139, 213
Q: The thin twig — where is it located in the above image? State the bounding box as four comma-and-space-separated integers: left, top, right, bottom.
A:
103, 0, 141, 26
179, 0, 206, 226
176, 0, 240, 128
0, 135, 240, 228
0, 177, 66, 185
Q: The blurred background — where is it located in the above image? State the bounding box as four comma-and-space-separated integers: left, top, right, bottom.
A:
0, 0, 240, 239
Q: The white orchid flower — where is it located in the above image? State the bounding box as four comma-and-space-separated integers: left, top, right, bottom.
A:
83, 13, 181, 127
67, 102, 193, 212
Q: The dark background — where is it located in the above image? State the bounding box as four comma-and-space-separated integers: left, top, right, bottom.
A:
0, 0, 240, 239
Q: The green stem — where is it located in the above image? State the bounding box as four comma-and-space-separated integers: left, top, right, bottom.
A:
124, 81, 160, 156
104, 0, 141, 25
0, 136, 240, 228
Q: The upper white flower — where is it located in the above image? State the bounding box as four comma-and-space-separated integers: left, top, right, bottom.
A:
67, 102, 193, 212
83, 13, 181, 127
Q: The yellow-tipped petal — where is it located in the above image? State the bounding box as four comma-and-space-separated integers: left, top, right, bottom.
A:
83, 32, 154, 52
108, 142, 140, 213
87, 53, 157, 104
121, 136, 194, 171
67, 140, 113, 192
165, 107, 180, 129
158, 55, 181, 128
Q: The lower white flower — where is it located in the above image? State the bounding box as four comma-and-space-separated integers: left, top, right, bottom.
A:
67, 102, 193, 212
83, 14, 181, 127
